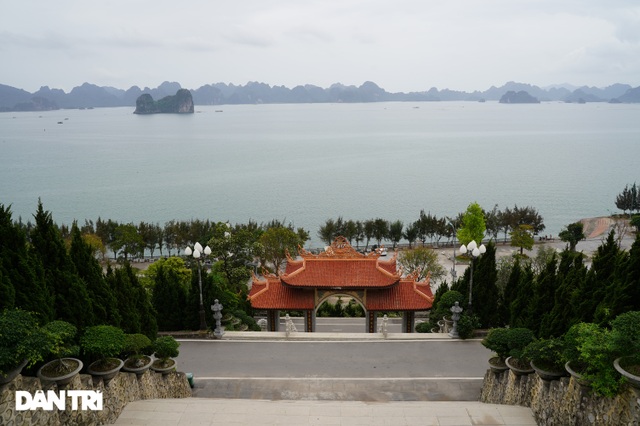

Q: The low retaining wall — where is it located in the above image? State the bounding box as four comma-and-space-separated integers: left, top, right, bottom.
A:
480, 369, 640, 425
0, 370, 191, 425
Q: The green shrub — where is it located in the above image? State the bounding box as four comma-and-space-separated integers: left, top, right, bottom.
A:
428, 290, 464, 330
415, 322, 431, 333
522, 338, 566, 372
0, 309, 50, 374
124, 334, 153, 357
609, 311, 640, 358
457, 314, 480, 340
572, 322, 621, 397
81, 325, 126, 367
42, 320, 78, 360
506, 328, 535, 360
153, 336, 180, 361
438, 291, 464, 314
482, 328, 510, 360
562, 323, 582, 363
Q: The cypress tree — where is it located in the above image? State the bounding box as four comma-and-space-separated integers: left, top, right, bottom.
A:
124, 264, 157, 339
0, 204, 53, 317
502, 259, 522, 325
509, 264, 534, 328
596, 233, 640, 322
69, 223, 120, 326
530, 254, 558, 336
0, 268, 15, 311
30, 201, 93, 327
540, 250, 586, 338
470, 242, 500, 328
106, 266, 135, 329
152, 263, 188, 331
578, 231, 621, 323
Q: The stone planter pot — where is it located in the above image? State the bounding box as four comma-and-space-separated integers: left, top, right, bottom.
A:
122, 355, 152, 375
37, 358, 83, 386
488, 356, 509, 374
443, 317, 453, 333
0, 359, 28, 385
530, 360, 566, 381
505, 356, 534, 376
87, 358, 124, 384
613, 357, 640, 389
151, 358, 177, 374
565, 360, 591, 388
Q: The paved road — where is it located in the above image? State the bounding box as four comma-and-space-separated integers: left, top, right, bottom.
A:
179, 339, 486, 378
178, 337, 489, 401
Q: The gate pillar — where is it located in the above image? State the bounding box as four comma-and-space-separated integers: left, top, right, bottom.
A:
367, 311, 377, 333
267, 310, 280, 331
402, 311, 415, 333
305, 310, 316, 332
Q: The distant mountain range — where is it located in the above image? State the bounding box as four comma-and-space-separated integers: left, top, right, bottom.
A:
1, 80, 639, 112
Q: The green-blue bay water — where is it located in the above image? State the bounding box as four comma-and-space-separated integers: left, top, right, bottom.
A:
1, 101, 638, 247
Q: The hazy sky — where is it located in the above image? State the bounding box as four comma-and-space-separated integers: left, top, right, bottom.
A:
2, 1, 640, 93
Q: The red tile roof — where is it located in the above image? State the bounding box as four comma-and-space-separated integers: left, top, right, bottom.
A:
281, 258, 400, 288
248, 276, 315, 310
366, 279, 434, 311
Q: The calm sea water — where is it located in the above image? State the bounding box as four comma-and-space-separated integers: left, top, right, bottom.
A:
1, 101, 639, 248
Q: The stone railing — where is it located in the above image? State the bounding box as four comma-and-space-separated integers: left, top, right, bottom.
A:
0, 370, 191, 425
481, 369, 640, 425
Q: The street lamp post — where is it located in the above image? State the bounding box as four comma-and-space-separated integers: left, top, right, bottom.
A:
459, 240, 486, 315
448, 222, 457, 282
185, 242, 211, 331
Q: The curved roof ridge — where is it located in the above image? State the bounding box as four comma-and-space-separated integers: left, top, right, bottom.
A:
411, 273, 434, 303
248, 278, 270, 301
375, 257, 401, 279
280, 258, 307, 280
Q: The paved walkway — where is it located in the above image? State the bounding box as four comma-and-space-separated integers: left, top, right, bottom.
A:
112, 398, 537, 425
112, 332, 536, 425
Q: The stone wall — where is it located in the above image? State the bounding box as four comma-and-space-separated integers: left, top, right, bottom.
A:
481, 369, 640, 425
0, 369, 191, 425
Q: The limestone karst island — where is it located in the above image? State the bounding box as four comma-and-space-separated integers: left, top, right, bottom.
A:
133, 88, 194, 114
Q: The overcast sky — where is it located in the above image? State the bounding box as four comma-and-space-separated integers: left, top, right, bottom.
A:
2, 1, 640, 93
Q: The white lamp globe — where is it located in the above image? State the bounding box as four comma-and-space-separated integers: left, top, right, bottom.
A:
184, 247, 192, 256
204, 245, 212, 256
193, 249, 201, 259
479, 244, 486, 254
467, 240, 477, 251
459, 245, 467, 254
194, 242, 203, 253
472, 247, 480, 257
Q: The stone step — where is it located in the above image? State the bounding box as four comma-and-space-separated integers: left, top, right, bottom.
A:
191, 377, 483, 402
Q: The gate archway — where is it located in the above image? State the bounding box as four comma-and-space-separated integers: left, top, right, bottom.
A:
248, 237, 435, 333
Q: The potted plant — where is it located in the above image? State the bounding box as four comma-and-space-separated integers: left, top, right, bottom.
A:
81, 325, 126, 384
522, 337, 567, 381
0, 309, 49, 384
37, 320, 83, 386
122, 333, 153, 375
151, 336, 180, 374
610, 311, 640, 389
481, 328, 510, 373
565, 322, 620, 396
504, 328, 535, 375
562, 323, 591, 387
